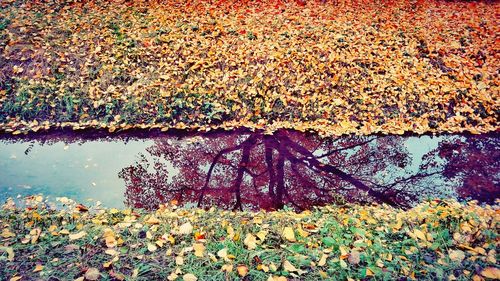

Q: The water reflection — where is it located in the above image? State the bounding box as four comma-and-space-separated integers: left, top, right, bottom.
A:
118, 130, 498, 210
0, 130, 498, 210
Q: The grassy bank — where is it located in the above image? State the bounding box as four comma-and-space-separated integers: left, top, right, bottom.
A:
1, 197, 498, 280
1, 0, 498, 136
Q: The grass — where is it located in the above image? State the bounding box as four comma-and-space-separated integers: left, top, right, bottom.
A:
0, 197, 498, 280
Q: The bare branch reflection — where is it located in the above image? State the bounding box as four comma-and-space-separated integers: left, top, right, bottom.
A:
118, 130, 498, 211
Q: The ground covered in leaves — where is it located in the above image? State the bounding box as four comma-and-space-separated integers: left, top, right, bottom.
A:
0, 0, 498, 136
0, 197, 499, 280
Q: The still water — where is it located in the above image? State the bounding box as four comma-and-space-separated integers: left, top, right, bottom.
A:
0, 129, 498, 210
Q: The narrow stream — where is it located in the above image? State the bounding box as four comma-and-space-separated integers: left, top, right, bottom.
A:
0, 129, 498, 210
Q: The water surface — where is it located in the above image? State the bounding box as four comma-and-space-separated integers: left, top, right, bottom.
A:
0, 129, 498, 210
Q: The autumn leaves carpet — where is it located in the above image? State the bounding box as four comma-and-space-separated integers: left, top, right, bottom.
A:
0, 0, 498, 136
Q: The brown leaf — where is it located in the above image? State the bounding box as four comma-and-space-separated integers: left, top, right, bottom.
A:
84, 267, 100, 281
481, 267, 500, 279
348, 250, 361, 265
237, 265, 249, 277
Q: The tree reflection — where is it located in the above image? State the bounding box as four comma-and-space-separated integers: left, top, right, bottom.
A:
119, 130, 497, 211
421, 134, 499, 204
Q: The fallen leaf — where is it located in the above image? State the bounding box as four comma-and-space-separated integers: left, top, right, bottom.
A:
33, 264, 43, 272
167, 272, 178, 281
282, 227, 296, 242
176, 256, 184, 265
481, 267, 500, 279
366, 268, 374, 277
84, 267, 100, 281
69, 231, 87, 241
222, 264, 233, 272
75, 204, 88, 212
145, 215, 160, 225
414, 229, 427, 241
348, 250, 361, 265
217, 248, 228, 258
283, 260, 297, 272
244, 233, 257, 250
318, 254, 328, 266
193, 243, 205, 257
256, 230, 268, 241
178, 222, 193, 235
0, 247, 14, 261
449, 250, 465, 262
183, 273, 197, 281
147, 243, 157, 252
103, 229, 117, 248
237, 265, 249, 277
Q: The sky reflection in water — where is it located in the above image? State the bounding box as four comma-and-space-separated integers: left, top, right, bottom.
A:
0, 130, 498, 210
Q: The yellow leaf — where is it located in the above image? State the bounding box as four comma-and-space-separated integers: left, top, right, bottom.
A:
10, 277, 22, 281
193, 243, 205, 257
226, 225, 235, 239
222, 264, 233, 272
366, 268, 374, 277
12, 65, 23, 74
481, 267, 500, 279
393, 219, 403, 231
339, 246, 349, 256
244, 233, 257, 250
103, 229, 117, 248
145, 215, 160, 225
183, 273, 197, 281
256, 230, 268, 241
474, 247, 486, 255
259, 264, 269, 272
237, 265, 249, 277
413, 229, 427, 241
105, 249, 119, 256
147, 243, 157, 252
178, 222, 193, 235
282, 227, 296, 242
297, 226, 309, 238
33, 264, 43, 272
176, 256, 184, 265
318, 254, 328, 267
1, 229, 15, 238
0, 247, 14, 261
103, 260, 112, 268
69, 231, 86, 241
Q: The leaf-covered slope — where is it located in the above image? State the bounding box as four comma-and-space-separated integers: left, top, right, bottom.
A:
0, 0, 498, 135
